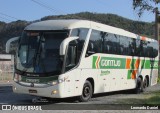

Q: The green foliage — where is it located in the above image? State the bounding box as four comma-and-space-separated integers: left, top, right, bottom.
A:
118, 91, 160, 104
145, 95, 160, 104
133, 0, 159, 16
0, 20, 28, 53
0, 12, 154, 53
158, 67, 160, 83
158, 77, 160, 83
41, 12, 154, 37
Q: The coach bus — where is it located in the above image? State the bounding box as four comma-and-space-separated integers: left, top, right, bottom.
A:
6, 20, 159, 102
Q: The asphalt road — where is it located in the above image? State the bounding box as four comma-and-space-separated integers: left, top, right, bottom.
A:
0, 83, 159, 110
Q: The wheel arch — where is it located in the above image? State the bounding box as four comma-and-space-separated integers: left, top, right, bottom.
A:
145, 75, 149, 87
86, 78, 95, 94
138, 75, 143, 81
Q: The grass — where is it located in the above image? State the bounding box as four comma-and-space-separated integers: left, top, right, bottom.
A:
158, 66, 160, 83
144, 91, 160, 104
118, 91, 160, 105
157, 76, 160, 83
146, 95, 160, 104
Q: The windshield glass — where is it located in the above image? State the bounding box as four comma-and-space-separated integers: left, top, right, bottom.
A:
16, 30, 68, 75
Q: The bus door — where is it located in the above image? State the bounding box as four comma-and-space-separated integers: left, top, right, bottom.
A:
64, 42, 81, 96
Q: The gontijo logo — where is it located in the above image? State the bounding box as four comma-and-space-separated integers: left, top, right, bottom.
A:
101, 59, 121, 67
92, 56, 125, 69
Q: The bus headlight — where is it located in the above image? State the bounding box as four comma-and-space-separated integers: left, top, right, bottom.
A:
48, 80, 58, 85
48, 79, 64, 85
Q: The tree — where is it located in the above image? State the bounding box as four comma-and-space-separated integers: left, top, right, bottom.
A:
133, 0, 160, 16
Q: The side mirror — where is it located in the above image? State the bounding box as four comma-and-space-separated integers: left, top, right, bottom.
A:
65, 45, 77, 69
60, 36, 79, 55
6, 37, 20, 53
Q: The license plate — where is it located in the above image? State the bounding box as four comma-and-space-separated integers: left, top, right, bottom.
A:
29, 89, 37, 93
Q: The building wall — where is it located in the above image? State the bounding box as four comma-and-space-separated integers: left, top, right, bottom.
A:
0, 54, 13, 82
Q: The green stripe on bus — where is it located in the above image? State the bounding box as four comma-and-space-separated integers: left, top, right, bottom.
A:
127, 70, 132, 79
145, 60, 151, 69
141, 59, 145, 69
92, 56, 98, 69
144, 60, 158, 69
92, 56, 158, 69
130, 59, 136, 70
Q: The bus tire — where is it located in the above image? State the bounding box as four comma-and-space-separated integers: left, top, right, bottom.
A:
142, 77, 147, 92
134, 77, 143, 94
79, 80, 93, 102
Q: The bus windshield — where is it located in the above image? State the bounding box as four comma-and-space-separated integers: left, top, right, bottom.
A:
16, 30, 69, 75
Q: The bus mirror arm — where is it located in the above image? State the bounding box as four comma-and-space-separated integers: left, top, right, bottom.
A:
86, 51, 95, 57
6, 36, 20, 53
60, 36, 79, 55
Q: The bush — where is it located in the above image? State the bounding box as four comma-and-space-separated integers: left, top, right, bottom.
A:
158, 76, 160, 83
158, 67, 160, 83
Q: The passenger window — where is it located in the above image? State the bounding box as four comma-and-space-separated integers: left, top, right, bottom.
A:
70, 28, 89, 61
147, 41, 158, 58
86, 30, 103, 57
119, 36, 129, 55
104, 33, 120, 55
85, 29, 158, 58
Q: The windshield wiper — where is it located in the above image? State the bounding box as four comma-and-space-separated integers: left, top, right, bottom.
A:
33, 36, 47, 73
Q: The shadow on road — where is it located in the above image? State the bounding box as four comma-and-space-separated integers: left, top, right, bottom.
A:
92, 89, 134, 98
0, 85, 137, 105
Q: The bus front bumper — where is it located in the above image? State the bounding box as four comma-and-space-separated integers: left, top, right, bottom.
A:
12, 82, 63, 98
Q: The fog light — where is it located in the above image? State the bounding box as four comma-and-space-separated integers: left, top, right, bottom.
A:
51, 90, 58, 95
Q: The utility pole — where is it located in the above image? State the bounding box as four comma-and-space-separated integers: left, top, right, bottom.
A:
155, 7, 160, 69
155, 7, 159, 41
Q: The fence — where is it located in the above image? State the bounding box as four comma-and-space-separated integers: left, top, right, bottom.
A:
0, 54, 13, 82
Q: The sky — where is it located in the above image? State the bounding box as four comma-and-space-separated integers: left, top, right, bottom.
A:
0, 0, 159, 23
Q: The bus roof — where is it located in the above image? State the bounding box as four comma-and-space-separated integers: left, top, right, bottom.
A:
25, 19, 156, 42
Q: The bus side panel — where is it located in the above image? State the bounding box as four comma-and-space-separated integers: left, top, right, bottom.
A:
80, 68, 107, 94
62, 68, 98, 97
79, 54, 137, 94
62, 70, 75, 98
79, 53, 159, 95
150, 56, 159, 86
79, 56, 104, 94
151, 69, 158, 86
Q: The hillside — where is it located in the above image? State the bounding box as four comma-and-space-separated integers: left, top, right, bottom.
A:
0, 12, 154, 53
41, 12, 154, 37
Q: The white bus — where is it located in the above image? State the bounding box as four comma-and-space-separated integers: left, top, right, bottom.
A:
6, 20, 159, 102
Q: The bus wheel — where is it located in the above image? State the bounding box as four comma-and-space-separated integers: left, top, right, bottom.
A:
134, 77, 143, 94
142, 77, 147, 92
79, 80, 93, 102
